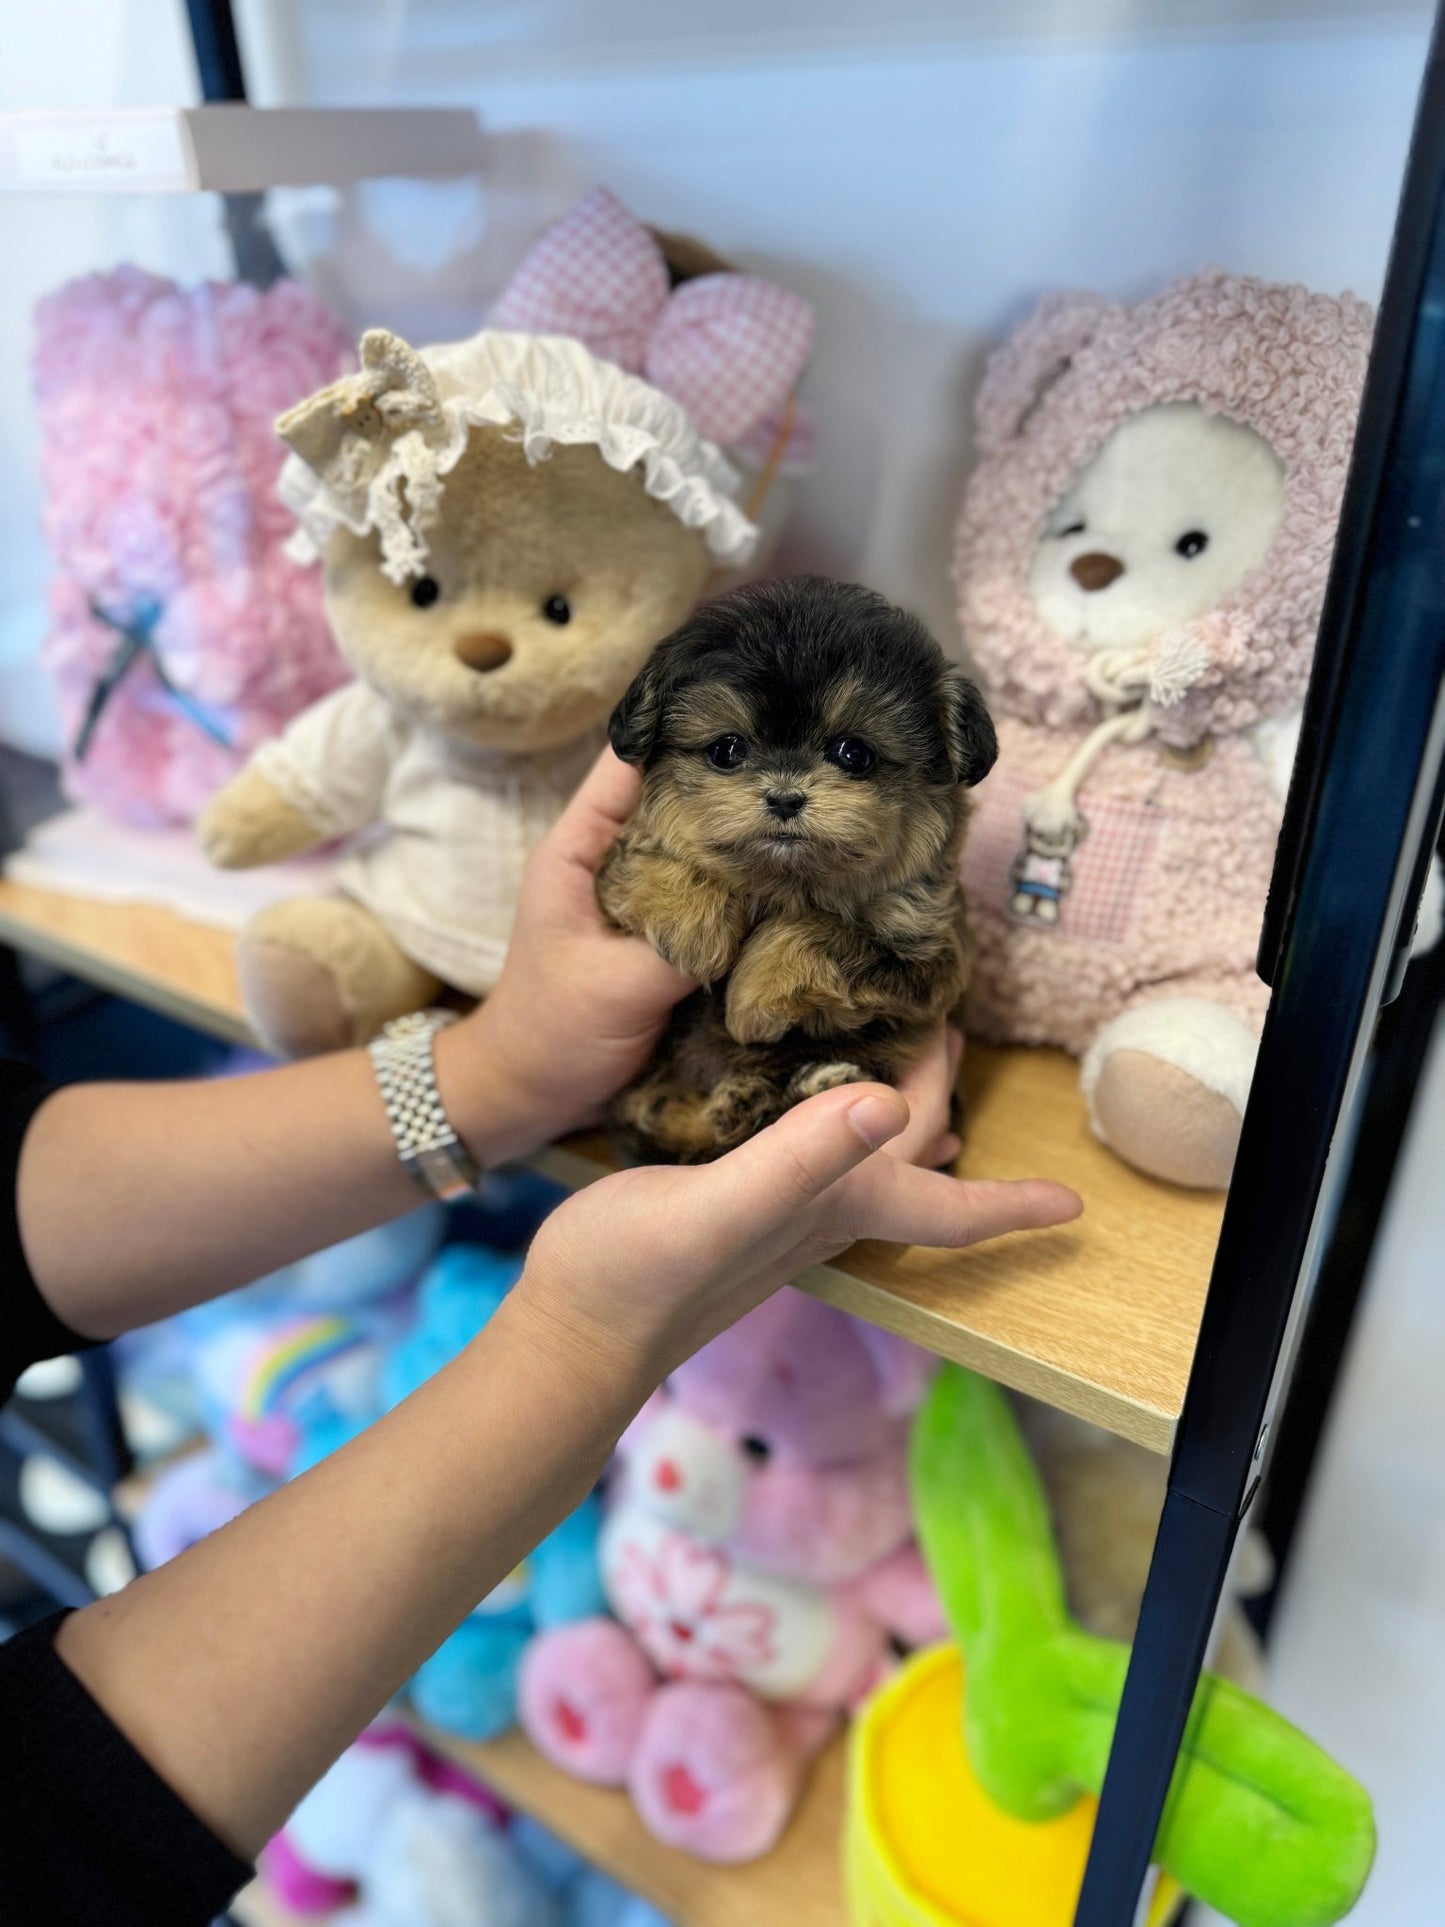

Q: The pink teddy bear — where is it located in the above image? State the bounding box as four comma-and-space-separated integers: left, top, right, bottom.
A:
519, 1290, 944, 1863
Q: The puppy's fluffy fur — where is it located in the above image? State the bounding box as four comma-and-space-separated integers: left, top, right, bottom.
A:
598, 577, 998, 1162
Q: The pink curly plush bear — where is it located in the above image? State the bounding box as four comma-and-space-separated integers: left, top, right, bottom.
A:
519, 1290, 944, 1863
955, 271, 1373, 1187
33, 267, 352, 824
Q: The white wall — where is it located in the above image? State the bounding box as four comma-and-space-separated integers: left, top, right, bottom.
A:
238, 0, 1434, 656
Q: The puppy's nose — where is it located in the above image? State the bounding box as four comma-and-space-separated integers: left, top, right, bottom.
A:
1069, 551, 1125, 593
454, 631, 514, 672
764, 789, 807, 821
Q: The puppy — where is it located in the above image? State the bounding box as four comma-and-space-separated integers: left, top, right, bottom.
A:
598, 577, 997, 1163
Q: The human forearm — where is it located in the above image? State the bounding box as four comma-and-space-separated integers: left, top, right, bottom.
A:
16, 1022, 533, 1340
55, 1289, 643, 1857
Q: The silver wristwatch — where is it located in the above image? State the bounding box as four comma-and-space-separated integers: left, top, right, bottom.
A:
368, 1009, 480, 1201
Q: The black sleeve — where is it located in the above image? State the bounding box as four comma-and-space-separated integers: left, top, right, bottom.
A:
0, 1065, 253, 1921
0, 1613, 252, 1926
0, 1059, 98, 1403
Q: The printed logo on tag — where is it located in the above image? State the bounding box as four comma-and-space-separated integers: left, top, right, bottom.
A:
12, 116, 190, 190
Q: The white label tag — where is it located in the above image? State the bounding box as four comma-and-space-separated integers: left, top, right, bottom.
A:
11, 115, 191, 191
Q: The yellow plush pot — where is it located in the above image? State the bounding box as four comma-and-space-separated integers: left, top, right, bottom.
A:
846, 1646, 1182, 1927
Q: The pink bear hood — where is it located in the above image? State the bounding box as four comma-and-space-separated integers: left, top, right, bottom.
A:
954, 270, 1373, 747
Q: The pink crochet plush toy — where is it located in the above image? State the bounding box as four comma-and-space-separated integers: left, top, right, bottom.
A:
519, 1290, 944, 1863
954, 271, 1373, 1187
33, 268, 352, 825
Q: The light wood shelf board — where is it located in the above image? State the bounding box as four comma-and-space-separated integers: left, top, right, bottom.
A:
416, 1723, 848, 1927
0, 878, 252, 1046
0, 876, 1221, 1451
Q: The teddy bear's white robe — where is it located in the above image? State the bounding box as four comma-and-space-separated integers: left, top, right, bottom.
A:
252, 679, 601, 994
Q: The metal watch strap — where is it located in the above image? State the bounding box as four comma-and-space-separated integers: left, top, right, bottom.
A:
368, 1009, 480, 1202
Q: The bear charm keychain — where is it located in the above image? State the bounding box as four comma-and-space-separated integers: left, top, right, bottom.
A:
1008, 813, 1087, 925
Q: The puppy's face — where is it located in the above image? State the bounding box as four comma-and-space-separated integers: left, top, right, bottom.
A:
610, 579, 997, 891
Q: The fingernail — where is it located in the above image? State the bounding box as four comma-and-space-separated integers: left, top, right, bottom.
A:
847, 1092, 903, 1149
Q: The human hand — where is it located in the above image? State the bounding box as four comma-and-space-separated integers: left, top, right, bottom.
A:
437, 750, 695, 1165
509, 1077, 1080, 1393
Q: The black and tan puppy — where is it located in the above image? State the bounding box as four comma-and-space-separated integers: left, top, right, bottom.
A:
598, 577, 997, 1163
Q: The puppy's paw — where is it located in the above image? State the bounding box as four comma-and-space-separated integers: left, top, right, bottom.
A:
788, 1061, 866, 1100
724, 984, 796, 1046
648, 913, 741, 987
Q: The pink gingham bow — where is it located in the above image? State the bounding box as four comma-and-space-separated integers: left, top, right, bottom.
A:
492, 187, 815, 453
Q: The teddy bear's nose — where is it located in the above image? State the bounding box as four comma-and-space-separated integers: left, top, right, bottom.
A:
454, 631, 514, 672
1069, 551, 1126, 593
654, 1458, 683, 1492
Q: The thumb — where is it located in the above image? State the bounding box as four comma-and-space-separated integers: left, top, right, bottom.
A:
703, 1083, 909, 1223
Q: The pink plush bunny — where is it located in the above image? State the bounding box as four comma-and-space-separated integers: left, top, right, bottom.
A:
519, 1290, 943, 1863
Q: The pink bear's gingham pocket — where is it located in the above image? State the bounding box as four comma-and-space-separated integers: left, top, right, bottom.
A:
960, 766, 1165, 946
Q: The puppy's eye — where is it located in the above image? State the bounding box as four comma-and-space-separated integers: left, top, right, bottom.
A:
410, 575, 441, 609
739, 1435, 772, 1464
1175, 530, 1209, 560
706, 734, 749, 771
1056, 520, 1086, 539
827, 736, 877, 778
542, 594, 572, 625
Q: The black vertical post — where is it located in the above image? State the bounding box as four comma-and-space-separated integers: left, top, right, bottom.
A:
183, 0, 287, 288
1073, 9, 1445, 1920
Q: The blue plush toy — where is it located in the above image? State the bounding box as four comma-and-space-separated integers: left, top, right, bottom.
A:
379, 1244, 608, 1742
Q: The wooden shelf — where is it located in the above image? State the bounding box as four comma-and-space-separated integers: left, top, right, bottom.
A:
0, 873, 1221, 1452
0, 877, 251, 1047
416, 1723, 849, 1927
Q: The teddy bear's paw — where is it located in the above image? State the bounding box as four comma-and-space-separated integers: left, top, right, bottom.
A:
1081, 997, 1258, 1189
518, 1621, 654, 1784
197, 767, 324, 869
788, 1061, 866, 1101
630, 1684, 804, 1863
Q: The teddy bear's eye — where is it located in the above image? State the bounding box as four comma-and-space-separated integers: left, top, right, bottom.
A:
739, 1435, 772, 1464
1175, 530, 1209, 559
542, 594, 572, 625
410, 575, 441, 609
1057, 519, 1086, 539
827, 736, 877, 778
706, 734, 749, 771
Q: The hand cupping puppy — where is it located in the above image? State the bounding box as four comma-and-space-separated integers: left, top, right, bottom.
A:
510, 1068, 1080, 1392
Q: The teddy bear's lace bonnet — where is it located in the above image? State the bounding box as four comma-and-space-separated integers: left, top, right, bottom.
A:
278, 327, 759, 583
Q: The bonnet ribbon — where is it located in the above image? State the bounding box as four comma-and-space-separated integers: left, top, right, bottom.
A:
73, 599, 234, 763
492, 186, 815, 462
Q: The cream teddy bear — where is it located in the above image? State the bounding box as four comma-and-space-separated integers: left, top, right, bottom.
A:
199, 327, 756, 1057
955, 272, 1374, 1187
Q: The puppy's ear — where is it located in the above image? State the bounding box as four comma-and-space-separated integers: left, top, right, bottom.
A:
942, 673, 998, 786
608, 647, 672, 765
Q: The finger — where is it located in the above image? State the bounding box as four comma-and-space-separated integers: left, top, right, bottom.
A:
546, 748, 644, 875
702, 1082, 909, 1224
925, 1132, 961, 1169
888, 1025, 954, 1165
830, 1161, 1081, 1251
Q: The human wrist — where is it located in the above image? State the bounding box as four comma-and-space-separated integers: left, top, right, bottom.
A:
491, 1255, 660, 1420
431, 1006, 542, 1170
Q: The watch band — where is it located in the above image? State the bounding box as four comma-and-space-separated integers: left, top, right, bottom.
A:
369, 1009, 480, 1202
